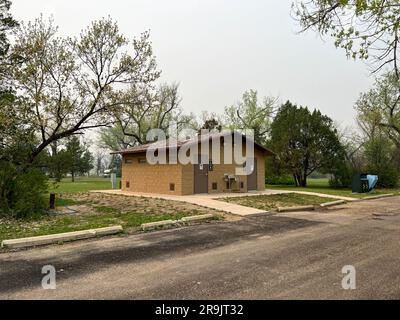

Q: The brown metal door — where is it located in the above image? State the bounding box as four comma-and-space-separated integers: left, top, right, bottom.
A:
247, 158, 257, 191
194, 155, 209, 194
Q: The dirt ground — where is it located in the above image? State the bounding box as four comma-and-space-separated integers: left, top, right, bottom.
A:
63, 192, 225, 216
0, 193, 228, 245
220, 193, 337, 211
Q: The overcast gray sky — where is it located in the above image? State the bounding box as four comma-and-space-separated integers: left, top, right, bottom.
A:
12, 0, 374, 129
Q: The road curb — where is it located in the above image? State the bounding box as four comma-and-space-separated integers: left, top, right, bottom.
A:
320, 200, 346, 208
361, 193, 395, 201
277, 205, 315, 213
1, 226, 123, 249
141, 214, 220, 231
141, 220, 180, 231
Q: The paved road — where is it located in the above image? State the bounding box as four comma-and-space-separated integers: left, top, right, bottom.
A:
1, 197, 400, 299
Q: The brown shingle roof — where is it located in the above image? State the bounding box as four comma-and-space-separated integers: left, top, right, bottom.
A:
111, 131, 274, 156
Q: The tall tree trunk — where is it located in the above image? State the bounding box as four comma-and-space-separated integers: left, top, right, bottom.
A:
293, 173, 298, 187
302, 171, 308, 187
294, 173, 301, 187
71, 170, 75, 182
302, 155, 309, 187
295, 171, 307, 187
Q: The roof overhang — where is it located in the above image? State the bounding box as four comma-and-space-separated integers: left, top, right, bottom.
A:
112, 131, 275, 156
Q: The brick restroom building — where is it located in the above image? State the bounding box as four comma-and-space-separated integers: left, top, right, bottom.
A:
113, 131, 274, 195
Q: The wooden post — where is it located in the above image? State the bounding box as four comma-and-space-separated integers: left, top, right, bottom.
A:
49, 193, 56, 210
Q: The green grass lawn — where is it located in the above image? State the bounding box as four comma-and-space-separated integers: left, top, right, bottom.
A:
0, 211, 199, 244
266, 178, 400, 199
221, 193, 337, 211
48, 176, 120, 194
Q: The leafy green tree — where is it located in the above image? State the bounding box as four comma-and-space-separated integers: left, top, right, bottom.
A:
8, 16, 160, 163
0, 2, 48, 218
201, 118, 222, 132
354, 71, 400, 187
364, 133, 399, 187
65, 137, 94, 182
293, 0, 400, 78
0, 0, 17, 54
0, 161, 48, 218
112, 83, 195, 146
224, 90, 275, 145
0, 0, 19, 150
99, 126, 135, 151
0, 0, 18, 89
94, 149, 108, 177
270, 101, 345, 187
80, 150, 94, 177
0, 117, 49, 218
329, 158, 354, 188
356, 72, 400, 148
329, 128, 366, 187
47, 149, 71, 182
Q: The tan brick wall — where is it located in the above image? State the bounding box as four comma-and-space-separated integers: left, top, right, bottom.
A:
121, 144, 267, 195
255, 148, 266, 191
122, 153, 185, 195
181, 164, 194, 195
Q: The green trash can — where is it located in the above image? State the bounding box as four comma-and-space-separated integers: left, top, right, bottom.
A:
351, 174, 369, 193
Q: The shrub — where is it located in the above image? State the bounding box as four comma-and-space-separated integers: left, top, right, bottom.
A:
329, 161, 354, 188
266, 174, 295, 186
0, 161, 48, 218
265, 156, 296, 186
364, 136, 399, 188
366, 166, 399, 188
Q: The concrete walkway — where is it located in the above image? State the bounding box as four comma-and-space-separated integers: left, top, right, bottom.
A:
92, 190, 268, 216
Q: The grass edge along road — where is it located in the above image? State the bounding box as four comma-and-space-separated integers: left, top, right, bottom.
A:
267, 178, 400, 199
